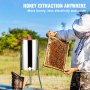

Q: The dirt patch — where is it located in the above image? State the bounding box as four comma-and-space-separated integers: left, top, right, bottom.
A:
0, 75, 71, 90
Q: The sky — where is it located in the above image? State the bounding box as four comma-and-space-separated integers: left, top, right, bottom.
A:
0, 0, 90, 37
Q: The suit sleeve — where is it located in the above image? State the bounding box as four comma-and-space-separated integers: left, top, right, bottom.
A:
56, 29, 76, 41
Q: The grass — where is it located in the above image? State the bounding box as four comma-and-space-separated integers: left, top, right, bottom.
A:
0, 48, 71, 76
0, 75, 71, 90
0, 49, 72, 90
0, 54, 20, 74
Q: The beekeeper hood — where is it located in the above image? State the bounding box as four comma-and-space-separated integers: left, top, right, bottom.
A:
73, 14, 90, 33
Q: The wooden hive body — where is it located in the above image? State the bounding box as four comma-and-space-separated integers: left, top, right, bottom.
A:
44, 37, 69, 71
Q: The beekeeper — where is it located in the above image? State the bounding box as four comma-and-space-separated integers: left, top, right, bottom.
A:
47, 14, 90, 90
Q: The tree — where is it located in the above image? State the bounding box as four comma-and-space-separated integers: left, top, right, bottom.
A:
76, 11, 90, 17
0, 28, 40, 51
61, 22, 66, 30
9, 28, 40, 39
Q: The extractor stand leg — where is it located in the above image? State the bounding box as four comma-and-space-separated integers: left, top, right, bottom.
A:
26, 68, 32, 85
29, 69, 32, 85
38, 69, 42, 89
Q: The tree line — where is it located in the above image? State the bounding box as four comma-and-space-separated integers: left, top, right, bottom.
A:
0, 28, 47, 52
0, 28, 73, 56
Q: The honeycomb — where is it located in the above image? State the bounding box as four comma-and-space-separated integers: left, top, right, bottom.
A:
44, 37, 69, 71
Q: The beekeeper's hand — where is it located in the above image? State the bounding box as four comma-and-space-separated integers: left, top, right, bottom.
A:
64, 68, 79, 74
46, 31, 57, 38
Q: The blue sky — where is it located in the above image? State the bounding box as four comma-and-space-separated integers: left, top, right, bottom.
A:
0, 0, 90, 37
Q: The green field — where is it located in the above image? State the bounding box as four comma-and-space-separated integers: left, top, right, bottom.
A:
0, 49, 72, 90
0, 48, 71, 76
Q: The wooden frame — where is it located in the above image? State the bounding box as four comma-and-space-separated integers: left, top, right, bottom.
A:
44, 37, 69, 71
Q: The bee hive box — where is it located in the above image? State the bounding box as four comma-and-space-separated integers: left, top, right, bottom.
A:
44, 37, 69, 71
